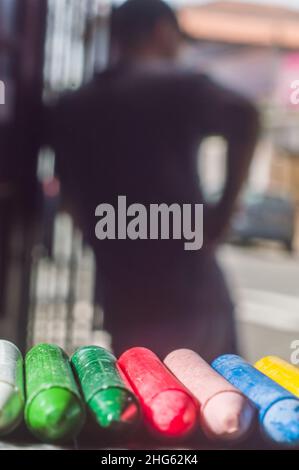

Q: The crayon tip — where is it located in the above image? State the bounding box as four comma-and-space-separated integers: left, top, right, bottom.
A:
89, 387, 140, 431
263, 398, 299, 446
202, 392, 255, 441
149, 390, 197, 438
0, 383, 23, 435
26, 388, 84, 442
0, 383, 13, 413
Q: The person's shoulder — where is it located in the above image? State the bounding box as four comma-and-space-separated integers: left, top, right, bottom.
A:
46, 78, 105, 118
125, 63, 213, 101
95, 63, 211, 94
137, 62, 209, 84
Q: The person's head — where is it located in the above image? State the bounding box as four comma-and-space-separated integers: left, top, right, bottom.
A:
111, 0, 181, 62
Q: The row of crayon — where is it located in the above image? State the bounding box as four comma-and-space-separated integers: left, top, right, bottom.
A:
1, 340, 299, 446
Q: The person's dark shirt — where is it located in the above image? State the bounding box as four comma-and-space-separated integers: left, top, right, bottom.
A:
46, 62, 257, 249
44, 62, 258, 350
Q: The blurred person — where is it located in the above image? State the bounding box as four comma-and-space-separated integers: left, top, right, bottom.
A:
44, 0, 259, 361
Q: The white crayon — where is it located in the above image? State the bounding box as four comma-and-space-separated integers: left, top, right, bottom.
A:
0, 340, 25, 435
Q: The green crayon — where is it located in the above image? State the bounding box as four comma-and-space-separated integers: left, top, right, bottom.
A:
71, 346, 140, 432
25, 344, 85, 443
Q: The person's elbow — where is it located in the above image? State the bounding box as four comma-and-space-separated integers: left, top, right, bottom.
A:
236, 99, 260, 143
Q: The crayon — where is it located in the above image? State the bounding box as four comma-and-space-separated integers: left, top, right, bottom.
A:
212, 354, 299, 446
0, 340, 25, 436
71, 346, 140, 432
255, 356, 299, 398
118, 347, 198, 439
25, 344, 85, 443
164, 349, 255, 441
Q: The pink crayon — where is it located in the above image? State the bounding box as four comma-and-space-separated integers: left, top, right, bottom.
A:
164, 349, 256, 441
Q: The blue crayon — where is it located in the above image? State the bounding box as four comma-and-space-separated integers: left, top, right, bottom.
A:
212, 354, 299, 446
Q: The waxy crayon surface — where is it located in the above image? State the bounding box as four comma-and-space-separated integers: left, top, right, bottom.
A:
118, 347, 198, 438
164, 349, 255, 441
72, 346, 140, 431
25, 344, 85, 442
0, 340, 24, 436
255, 356, 299, 398
212, 354, 299, 446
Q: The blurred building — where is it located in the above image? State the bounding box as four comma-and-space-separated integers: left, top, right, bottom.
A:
179, 1, 299, 201
0, 0, 111, 350
179, 1, 299, 49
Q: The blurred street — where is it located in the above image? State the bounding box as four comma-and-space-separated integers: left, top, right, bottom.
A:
219, 244, 299, 363
221, 243, 299, 297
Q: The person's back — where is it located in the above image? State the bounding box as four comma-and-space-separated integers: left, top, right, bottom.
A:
45, 0, 259, 361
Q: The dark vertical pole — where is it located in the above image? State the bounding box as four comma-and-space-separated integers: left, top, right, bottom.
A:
7, 0, 48, 351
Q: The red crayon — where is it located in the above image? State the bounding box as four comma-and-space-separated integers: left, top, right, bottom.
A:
118, 347, 198, 439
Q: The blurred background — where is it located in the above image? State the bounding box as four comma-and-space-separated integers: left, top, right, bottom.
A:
1, 0, 299, 361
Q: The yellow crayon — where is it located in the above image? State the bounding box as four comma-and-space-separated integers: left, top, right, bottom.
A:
255, 356, 299, 398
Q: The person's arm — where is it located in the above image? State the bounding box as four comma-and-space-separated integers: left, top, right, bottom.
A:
41, 94, 73, 178
42, 85, 93, 182
207, 91, 259, 244
184, 73, 260, 244
41, 90, 92, 228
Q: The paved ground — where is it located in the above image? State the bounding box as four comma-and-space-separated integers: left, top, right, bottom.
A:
219, 243, 299, 363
